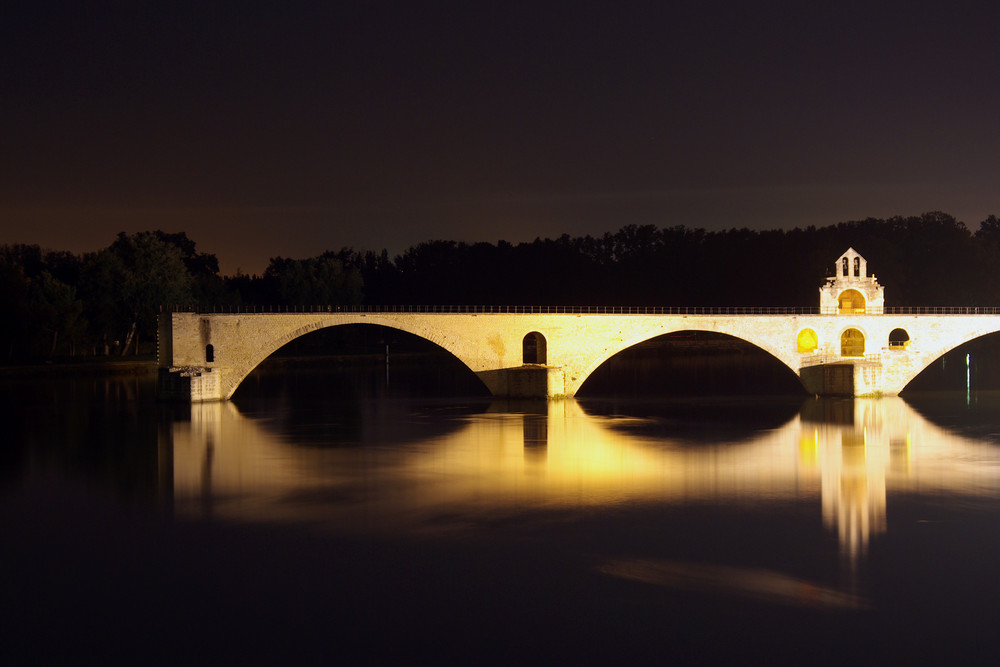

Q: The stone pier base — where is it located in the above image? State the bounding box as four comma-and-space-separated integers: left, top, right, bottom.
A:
157, 363, 570, 403
800, 361, 885, 397
476, 365, 568, 399
157, 367, 223, 402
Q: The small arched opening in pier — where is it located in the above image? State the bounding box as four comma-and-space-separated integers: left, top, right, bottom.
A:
838, 290, 866, 314
841, 328, 865, 357
797, 328, 818, 353
205, 344, 214, 363
889, 328, 910, 350
523, 332, 547, 364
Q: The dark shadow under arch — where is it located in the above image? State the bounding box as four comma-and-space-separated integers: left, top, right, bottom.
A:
231, 323, 490, 401
578, 394, 803, 440
904, 331, 1000, 394
578, 331, 807, 398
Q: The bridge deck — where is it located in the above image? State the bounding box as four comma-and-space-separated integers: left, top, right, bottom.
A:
158, 308, 1000, 401
166, 304, 1000, 315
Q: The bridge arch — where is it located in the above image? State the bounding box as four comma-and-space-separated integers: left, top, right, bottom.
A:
574, 329, 805, 396
221, 317, 490, 400
898, 328, 1000, 394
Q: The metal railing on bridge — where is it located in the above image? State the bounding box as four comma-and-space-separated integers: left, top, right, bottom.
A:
799, 353, 883, 367
165, 304, 1000, 315
166, 304, 823, 315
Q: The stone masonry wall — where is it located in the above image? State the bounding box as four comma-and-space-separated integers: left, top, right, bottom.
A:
160, 312, 1000, 400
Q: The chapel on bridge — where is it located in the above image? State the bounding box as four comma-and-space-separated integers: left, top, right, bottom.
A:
819, 247, 884, 315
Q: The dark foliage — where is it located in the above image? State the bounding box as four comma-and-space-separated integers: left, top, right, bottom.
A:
2, 212, 999, 361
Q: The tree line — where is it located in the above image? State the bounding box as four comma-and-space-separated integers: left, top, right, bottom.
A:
3, 211, 1000, 360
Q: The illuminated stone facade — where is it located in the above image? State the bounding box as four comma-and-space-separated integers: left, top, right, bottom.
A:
819, 248, 885, 314
158, 308, 1000, 401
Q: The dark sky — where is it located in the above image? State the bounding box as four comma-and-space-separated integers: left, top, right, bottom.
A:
3, 1, 998, 274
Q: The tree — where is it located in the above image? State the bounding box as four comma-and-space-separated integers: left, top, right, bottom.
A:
262, 255, 363, 305
80, 232, 194, 355
975, 214, 1000, 245
152, 230, 229, 303
79, 249, 130, 354
0, 258, 30, 358
112, 232, 195, 353
28, 272, 85, 356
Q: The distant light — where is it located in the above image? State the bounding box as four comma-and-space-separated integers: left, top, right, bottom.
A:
966, 353, 971, 402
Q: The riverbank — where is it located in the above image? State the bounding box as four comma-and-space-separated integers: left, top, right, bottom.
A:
0, 357, 158, 378
0, 351, 433, 380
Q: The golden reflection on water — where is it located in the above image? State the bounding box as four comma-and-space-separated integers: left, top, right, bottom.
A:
165, 397, 1000, 564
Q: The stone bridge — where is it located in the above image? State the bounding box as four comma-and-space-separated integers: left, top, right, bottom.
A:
156, 306, 1000, 401
156, 250, 1000, 401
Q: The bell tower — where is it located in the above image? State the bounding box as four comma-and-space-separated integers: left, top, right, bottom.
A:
819, 248, 884, 314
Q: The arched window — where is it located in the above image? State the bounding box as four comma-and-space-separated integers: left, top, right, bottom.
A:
838, 289, 865, 314
842, 257, 849, 276
522, 332, 546, 364
206, 344, 214, 363
841, 329, 865, 357
888, 328, 910, 349
797, 328, 818, 353
853, 257, 860, 277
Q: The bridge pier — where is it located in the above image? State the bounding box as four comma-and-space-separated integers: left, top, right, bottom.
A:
157, 364, 567, 402
476, 365, 567, 399
800, 361, 885, 397
158, 366, 223, 402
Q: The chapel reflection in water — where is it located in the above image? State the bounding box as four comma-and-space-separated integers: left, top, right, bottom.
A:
162, 396, 1000, 568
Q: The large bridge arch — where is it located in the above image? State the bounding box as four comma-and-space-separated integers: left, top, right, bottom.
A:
227, 321, 490, 399
576, 330, 805, 395
184, 313, 499, 400
565, 322, 803, 397
895, 327, 1000, 394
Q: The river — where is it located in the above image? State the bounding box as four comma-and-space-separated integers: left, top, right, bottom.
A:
3, 354, 1000, 663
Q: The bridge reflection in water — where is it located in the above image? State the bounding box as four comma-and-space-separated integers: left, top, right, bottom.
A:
163, 396, 1000, 578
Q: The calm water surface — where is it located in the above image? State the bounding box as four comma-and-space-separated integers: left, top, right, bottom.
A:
4, 359, 1000, 663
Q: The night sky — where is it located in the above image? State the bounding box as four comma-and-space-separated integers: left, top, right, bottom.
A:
3, 1, 998, 274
